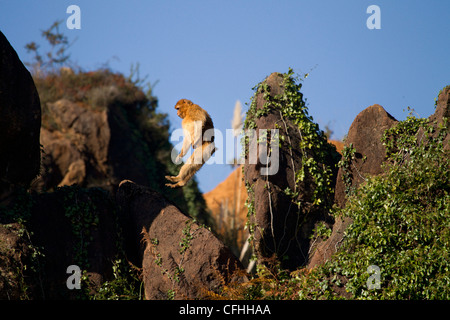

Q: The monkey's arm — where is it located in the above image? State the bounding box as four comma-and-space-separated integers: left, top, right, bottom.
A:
191, 120, 204, 149
178, 124, 193, 159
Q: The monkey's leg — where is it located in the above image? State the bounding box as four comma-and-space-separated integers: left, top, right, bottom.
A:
165, 151, 202, 188
165, 175, 181, 182
177, 163, 203, 186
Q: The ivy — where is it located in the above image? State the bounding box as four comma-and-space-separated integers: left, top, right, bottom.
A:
338, 143, 357, 195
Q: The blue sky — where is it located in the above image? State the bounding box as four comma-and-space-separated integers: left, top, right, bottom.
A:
1, 0, 450, 193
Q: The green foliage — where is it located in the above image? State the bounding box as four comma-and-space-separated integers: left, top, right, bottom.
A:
0, 190, 45, 299
179, 219, 195, 255
94, 259, 143, 300
320, 114, 450, 299
311, 221, 332, 241
338, 143, 357, 195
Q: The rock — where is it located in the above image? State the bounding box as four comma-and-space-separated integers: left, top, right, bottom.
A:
334, 104, 398, 208
116, 180, 244, 299
308, 104, 398, 268
0, 31, 41, 201
35, 98, 159, 192
243, 72, 340, 270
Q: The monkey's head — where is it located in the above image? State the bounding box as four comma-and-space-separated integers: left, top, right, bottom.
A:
174, 99, 193, 119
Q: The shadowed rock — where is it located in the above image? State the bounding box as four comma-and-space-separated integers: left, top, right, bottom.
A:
0, 31, 41, 202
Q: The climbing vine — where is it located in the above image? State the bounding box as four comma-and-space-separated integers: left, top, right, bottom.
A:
337, 143, 357, 195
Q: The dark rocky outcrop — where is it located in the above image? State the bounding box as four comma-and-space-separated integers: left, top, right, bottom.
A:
0, 31, 41, 203
243, 72, 340, 270
116, 180, 245, 300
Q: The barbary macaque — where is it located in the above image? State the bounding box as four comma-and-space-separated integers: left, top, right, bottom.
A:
165, 99, 216, 188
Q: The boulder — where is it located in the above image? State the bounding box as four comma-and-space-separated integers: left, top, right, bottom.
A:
0, 31, 41, 201
243, 72, 340, 270
116, 180, 244, 299
334, 104, 398, 208
308, 104, 398, 268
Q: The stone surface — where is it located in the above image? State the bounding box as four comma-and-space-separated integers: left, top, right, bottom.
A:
116, 180, 245, 300
243, 72, 340, 270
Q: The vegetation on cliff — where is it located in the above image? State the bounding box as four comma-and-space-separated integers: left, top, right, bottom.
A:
219, 103, 449, 299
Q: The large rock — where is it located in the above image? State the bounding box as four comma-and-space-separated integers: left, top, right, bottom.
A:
243, 72, 340, 270
116, 180, 244, 299
334, 104, 398, 208
308, 104, 398, 268
0, 31, 41, 201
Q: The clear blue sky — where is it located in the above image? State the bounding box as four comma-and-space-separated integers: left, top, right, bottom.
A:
1, 0, 450, 193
